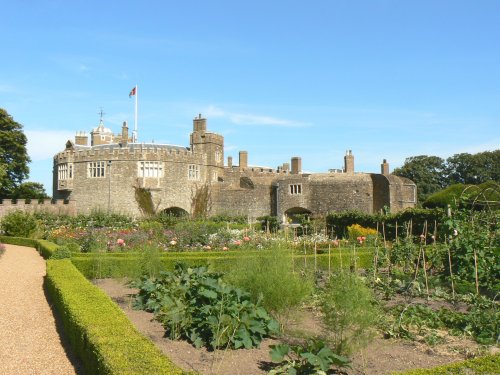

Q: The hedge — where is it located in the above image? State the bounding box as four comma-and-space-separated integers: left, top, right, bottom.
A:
45, 259, 185, 375
0, 235, 38, 248
70, 249, 374, 279
394, 353, 500, 374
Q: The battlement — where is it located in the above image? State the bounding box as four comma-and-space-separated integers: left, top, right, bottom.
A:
0, 199, 76, 219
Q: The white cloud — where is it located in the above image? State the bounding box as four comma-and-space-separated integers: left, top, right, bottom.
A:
204, 105, 310, 128
26, 130, 75, 161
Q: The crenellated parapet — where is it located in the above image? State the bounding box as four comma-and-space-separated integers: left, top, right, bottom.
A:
0, 199, 76, 219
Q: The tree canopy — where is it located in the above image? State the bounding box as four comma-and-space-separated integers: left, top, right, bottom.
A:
393, 151, 500, 204
0, 108, 31, 197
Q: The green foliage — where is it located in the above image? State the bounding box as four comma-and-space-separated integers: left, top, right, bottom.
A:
443, 209, 499, 291
50, 245, 72, 259
133, 186, 157, 216
393, 155, 447, 203
320, 272, 379, 355
387, 295, 499, 345
0, 108, 31, 197
11, 181, 50, 200
227, 245, 313, 318
446, 150, 500, 185
45, 259, 184, 375
0, 210, 38, 237
269, 339, 350, 374
424, 181, 500, 210
191, 183, 211, 218
394, 354, 500, 375
256, 215, 280, 232
133, 263, 279, 350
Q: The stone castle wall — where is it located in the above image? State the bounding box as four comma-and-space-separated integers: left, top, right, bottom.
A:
0, 199, 76, 219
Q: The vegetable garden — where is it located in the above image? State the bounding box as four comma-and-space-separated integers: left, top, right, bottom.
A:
0, 206, 498, 374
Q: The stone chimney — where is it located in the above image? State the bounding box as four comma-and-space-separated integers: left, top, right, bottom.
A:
75, 132, 88, 146
121, 121, 129, 145
282, 162, 290, 172
291, 157, 302, 174
344, 150, 354, 174
381, 159, 389, 175
193, 113, 207, 133
227, 156, 233, 168
239, 151, 248, 169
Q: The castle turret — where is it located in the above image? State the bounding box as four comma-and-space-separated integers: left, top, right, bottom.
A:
193, 113, 207, 133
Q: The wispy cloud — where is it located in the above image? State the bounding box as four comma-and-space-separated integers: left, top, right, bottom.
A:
204, 105, 310, 128
26, 130, 75, 161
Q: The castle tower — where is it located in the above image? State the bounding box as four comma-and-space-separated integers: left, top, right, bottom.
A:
344, 150, 354, 174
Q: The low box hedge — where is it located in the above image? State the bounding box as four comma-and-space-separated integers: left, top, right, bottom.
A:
394, 353, 500, 374
0, 235, 38, 248
45, 259, 185, 375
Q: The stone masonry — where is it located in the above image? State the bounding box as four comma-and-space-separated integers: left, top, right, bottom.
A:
51, 114, 417, 221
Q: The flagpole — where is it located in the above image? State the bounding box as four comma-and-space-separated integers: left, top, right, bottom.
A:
134, 84, 138, 142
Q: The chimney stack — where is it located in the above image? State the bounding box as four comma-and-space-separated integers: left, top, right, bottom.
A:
381, 159, 389, 175
227, 156, 233, 168
75, 131, 88, 146
291, 157, 302, 174
239, 151, 248, 169
344, 150, 354, 174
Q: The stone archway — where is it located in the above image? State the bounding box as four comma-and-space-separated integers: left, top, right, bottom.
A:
284, 207, 312, 224
162, 206, 189, 217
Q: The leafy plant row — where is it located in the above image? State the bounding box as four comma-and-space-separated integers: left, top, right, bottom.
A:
133, 263, 279, 350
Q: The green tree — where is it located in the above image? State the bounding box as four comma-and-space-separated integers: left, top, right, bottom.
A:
393, 155, 447, 203
12, 182, 50, 200
0, 108, 30, 197
446, 150, 500, 185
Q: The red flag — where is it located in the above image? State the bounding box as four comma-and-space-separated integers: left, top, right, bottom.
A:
129, 87, 136, 97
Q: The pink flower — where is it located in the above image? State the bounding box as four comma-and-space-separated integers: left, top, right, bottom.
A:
332, 240, 339, 247
243, 236, 251, 242
116, 238, 125, 246
204, 245, 211, 250
233, 240, 242, 246
222, 246, 229, 251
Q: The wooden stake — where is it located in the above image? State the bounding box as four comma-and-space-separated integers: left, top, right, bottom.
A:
328, 244, 331, 275
314, 241, 317, 274
395, 221, 398, 245
447, 246, 455, 299
421, 247, 430, 298
474, 249, 479, 295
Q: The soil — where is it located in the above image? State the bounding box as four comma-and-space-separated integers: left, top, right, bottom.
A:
94, 278, 484, 375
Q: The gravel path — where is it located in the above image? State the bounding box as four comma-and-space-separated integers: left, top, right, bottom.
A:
0, 244, 82, 375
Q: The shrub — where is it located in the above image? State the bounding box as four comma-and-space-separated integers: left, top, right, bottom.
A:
0, 210, 38, 237
320, 272, 379, 355
50, 245, 72, 259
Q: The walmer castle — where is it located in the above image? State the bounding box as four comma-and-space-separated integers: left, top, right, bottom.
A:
50, 115, 416, 221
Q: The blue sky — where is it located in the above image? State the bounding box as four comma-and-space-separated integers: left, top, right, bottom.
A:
1, 0, 499, 194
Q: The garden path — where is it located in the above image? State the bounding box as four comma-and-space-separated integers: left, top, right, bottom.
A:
0, 244, 82, 375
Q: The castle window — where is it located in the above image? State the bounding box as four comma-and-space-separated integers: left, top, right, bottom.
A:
289, 184, 302, 195
87, 161, 106, 178
58, 163, 73, 180
215, 149, 221, 163
188, 164, 200, 180
138, 161, 163, 178
212, 171, 218, 182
